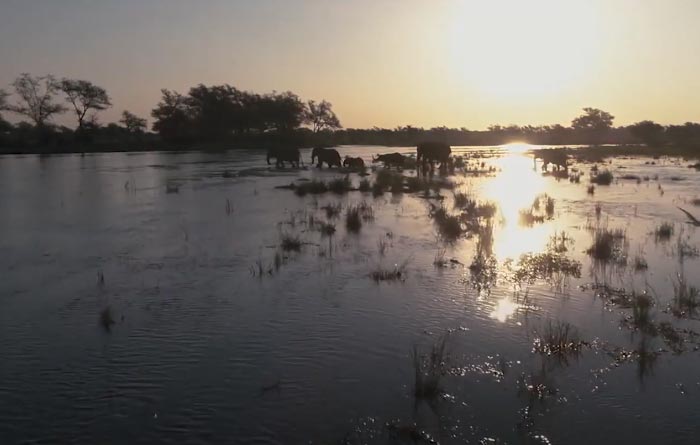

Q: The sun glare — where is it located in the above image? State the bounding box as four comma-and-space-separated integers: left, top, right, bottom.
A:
481, 152, 550, 260
449, 1, 601, 101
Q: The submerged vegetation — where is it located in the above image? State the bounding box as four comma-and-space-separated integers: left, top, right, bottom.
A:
412, 335, 448, 399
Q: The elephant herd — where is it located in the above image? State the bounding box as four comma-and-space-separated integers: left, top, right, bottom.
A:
266, 142, 452, 170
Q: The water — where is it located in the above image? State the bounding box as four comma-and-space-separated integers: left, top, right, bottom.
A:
1, 146, 700, 444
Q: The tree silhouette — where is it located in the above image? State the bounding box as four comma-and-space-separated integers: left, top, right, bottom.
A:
571, 108, 614, 130
59, 79, 112, 132
629, 120, 665, 146
151, 89, 195, 144
8, 74, 66, 128
305, 100, 341, 133
0, 89, 8, 111
119, 111, 147, 133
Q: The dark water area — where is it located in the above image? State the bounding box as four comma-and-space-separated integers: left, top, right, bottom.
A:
1, 146, 700, 444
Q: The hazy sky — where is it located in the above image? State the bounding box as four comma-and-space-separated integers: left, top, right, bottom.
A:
1, 0, 700, 129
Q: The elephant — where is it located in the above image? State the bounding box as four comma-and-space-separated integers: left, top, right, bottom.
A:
267, 147, 301, 168
311, 147, 342, 168
372, 152, 406, 169
416, 142, 451, 167
343, 156, 365, 169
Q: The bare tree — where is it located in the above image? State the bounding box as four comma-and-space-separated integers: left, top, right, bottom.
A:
119, 110, 147, 133
59, 79, 111, 131
8, 73, 66, 128
305, 100, 341, 133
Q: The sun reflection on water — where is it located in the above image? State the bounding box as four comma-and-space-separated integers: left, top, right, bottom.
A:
490, 298, 521, 323
481, 152, 551, 261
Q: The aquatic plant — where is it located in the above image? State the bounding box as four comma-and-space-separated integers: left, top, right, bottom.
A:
280, 233, 302, 252
319, 222, 336, 237
654, 222, 674, 241
412, 334, 448, 399
512, 252, 582, 287
430, 204, 463, 240
630, 292, 654, 333
166, 182, 180, 194
370, 260, 408, 283
328, 176, 352, 194
586, 227, 627, 262
293, 179, 328, 196
532, 320, 584, 358
345, 202, 374, 233
433, 247, 448, 268
100, 306, 115, 331
322, 202, 342, 219
633, 254, 648, 271
591, 170, 614, 185
375, 169, 398, 189
377, 236, 389, 256
453, 191, 470, 209
358, 178, 371, 192
671, 272, 700, 317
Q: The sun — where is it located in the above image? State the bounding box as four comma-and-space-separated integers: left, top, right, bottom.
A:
448, 1, 602, 101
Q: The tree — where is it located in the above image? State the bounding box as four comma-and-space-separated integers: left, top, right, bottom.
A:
571, 108, 614, 130
0, 89, 8, 111
151, 89, 195, 144
119, 111, 147, 133
59, 79, 112, 131
628, 120, 665, 146
8, 73, 66, 128
305, 100, 341, 133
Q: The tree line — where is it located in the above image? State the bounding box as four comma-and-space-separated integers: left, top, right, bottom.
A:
1, 74, 699, 154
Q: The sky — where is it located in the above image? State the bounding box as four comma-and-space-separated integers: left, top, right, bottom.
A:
1, 0, 700, 130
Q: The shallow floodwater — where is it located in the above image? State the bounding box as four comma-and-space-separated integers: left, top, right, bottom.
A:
1, 145, 700, 444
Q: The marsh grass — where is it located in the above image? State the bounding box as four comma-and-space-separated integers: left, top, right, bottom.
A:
654, 222, 674, 242
675, 230, 699, 259
633, 254, 648, 271
519, 194, 555, 226
345, 202, 374, 233
453, 191, 470, 209
293, 179, 328, 196
358, 178, 371, 192
322, 202, 342, 219
250, 258, 274, 277
412, 334, 448, 399
591, 170, 614, 185
280, 233, 302, 252
587, 227, 628, 263
328, 176, 352, 194
512, 252, 582, 288
370, 260, 408, 283
430, 204, 463, 240
533, 320, 584, 359
225, 198, 233, 216
377, 236, 389, 256
100, 306, 115, 331
319, 222, 336, 237
671, 273, 700, 317
433, 247, 448, 268
375, 169, 398, 189
630, 293, 654, 333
